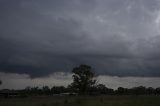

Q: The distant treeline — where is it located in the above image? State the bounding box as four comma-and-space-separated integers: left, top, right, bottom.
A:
1, 65, 160, 97
1, 85, 160, 97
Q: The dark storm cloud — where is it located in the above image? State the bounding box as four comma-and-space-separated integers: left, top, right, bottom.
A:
1, 0, 160, 77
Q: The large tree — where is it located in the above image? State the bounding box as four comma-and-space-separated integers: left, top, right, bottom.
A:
69, 64, 96, 94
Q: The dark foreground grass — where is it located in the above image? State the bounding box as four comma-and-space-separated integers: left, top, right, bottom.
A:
0, 95, 160, 106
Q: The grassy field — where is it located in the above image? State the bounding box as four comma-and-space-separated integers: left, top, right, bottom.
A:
0, 95, 160, 106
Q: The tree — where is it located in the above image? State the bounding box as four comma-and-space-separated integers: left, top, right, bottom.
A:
69, 64, 96, 94
51, 86, 66, 94
42, 86, 50, 95
116, 87, 128, 95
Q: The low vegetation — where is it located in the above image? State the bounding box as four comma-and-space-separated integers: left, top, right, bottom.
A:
0, 95, 160, 106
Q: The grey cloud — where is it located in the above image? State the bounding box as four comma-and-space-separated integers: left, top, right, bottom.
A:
0, 0, 160, 77
1, 72, 160, 89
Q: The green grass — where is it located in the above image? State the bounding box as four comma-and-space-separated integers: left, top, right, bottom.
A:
0, 95, 160, 106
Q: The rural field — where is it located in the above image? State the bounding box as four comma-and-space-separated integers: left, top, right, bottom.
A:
0, 96, 160, 106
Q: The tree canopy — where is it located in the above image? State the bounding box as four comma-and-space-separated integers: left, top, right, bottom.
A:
69, 64, 96, 94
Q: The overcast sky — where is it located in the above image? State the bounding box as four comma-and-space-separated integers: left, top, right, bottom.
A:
1, 0, 160, 89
